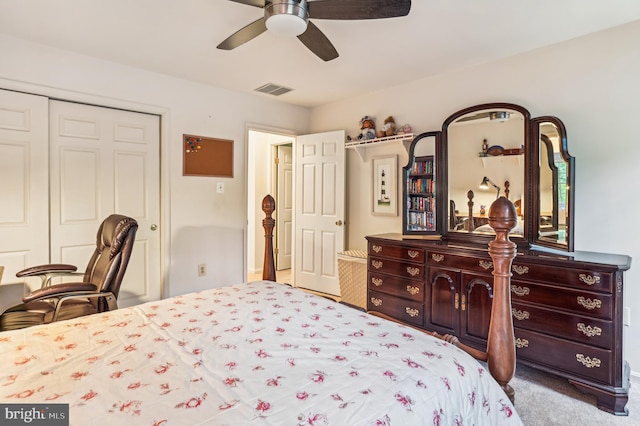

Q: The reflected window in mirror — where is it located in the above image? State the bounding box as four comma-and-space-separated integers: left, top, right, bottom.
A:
536, 120, 574, 251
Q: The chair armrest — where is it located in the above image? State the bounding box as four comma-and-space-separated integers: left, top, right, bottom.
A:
16, 264, 78, 277
23, 282, 97, 303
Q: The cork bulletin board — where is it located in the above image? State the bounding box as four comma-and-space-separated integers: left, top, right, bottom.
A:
183, 134, 234, 177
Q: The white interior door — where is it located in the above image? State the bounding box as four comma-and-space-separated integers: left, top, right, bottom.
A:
49, 100, 161, 306
0, 89, 49, 284
294, 130, 345, 295
276, 144, 293, 270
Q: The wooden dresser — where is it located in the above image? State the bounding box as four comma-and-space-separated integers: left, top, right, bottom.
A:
366, 233, 631, 415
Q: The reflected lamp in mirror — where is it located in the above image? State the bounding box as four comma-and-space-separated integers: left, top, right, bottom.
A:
479, 176, 501, 199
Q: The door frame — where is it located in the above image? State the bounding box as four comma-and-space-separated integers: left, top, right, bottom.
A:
273, 143, 293, 271
244, 123, 297, 282
0, 78, 171, 299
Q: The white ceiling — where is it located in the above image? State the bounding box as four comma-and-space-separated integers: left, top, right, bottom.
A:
2, 1, 640, 108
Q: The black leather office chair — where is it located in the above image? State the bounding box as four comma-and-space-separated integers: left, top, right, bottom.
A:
0, 214, 138, 331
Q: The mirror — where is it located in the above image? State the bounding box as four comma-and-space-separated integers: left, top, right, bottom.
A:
402, 132, 441, 235
533, 118, 574, 251
401, 103, 574, 251
444, 104, 529, 243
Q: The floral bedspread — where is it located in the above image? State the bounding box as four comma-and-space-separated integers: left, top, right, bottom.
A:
1, 281, 522, 425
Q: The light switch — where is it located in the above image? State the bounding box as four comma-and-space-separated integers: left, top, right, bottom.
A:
216, 182, 225, 193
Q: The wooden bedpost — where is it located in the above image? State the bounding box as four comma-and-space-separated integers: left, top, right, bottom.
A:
466, 190, 474, 231
262, 195, 276, 281
486, 196, 518, 401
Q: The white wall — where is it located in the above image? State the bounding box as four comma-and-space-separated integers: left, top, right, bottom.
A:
309, 21, 640, 377
0, 34, 311, 297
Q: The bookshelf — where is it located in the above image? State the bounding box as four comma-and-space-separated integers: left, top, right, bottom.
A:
405, 155, 436, 232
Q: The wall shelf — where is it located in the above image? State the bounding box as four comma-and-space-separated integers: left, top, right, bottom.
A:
478, 153, 523, 168
346, 133, 414, 161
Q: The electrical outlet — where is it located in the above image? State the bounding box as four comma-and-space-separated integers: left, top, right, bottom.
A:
198, 263, 207, 277
216, 182, 224, 193
624, 307, 631, 326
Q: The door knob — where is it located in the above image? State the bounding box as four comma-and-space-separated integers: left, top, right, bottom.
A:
150, 224, 158, 231
335, 220, 343, 226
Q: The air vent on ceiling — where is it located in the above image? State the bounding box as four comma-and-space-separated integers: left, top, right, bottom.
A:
254, 83, 293, 96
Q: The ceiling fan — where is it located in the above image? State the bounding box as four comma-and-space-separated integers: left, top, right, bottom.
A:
217, 0, 412, 61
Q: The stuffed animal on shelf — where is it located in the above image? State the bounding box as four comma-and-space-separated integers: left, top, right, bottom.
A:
382, 116, 396, 136
396, 123, 412, 135
358, 116, 377, 140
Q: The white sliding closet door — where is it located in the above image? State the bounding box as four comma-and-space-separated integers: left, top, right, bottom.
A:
0, 89, 49, 281
49, 100, 161, 306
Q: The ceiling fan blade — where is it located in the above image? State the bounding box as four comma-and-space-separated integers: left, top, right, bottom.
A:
217, 18, 268, 50
297, 21, 339, 62
308, 0, 411, 20
227, 0, 266, 7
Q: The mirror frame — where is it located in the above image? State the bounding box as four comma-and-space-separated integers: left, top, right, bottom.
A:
420, 102, 575, 251
531, 116, 575, 251
440, 103, 531, 247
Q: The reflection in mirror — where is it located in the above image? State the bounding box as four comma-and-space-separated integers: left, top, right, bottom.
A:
538, 121, 571, 248
447, 108, 525, 237
403, 133, 437, 234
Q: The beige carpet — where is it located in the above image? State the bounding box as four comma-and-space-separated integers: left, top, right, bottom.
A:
512, 363, 638, 425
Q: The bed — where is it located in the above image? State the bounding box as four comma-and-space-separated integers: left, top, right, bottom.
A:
0, 196, 523, 425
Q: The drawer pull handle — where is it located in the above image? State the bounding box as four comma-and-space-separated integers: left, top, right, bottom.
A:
512, 309, 530, 321
579, 274, 601, 286
405, 307, 419, 318
577, 296, 602, 310
461, 294, 466, 312
371, 298, 383, 307
407, 267, 420, 277
515, 338, 529, 349
455, 293, 459, 310
432, 254, 444, 262
511, 285, 530, 297
372, 245, 382, 253
408, 250, 420, 259
512, 265, 529, 275
372, 260, 383, 269
479, 260, 493, 270
406, 285, 420, 295
576, 354, 602, 369
371, 277, 383, 287
577, 323, 603, 337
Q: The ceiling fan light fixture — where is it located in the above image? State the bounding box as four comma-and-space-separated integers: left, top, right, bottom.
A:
489, 111, 510, 122
265, 0, 309, 37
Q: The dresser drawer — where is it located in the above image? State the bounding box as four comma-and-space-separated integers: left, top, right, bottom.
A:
427, 250, 494, 274
368, 272, 424, 302
515, 328, 613, 385
510, 262, 613, 293
510, 281, 612, 319
368, 242, 425, 262
369, 257, 424, 280
368, 290, 424, 327
512, 302, 612, 349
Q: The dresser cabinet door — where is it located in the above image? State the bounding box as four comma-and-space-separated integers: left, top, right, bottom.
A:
426, 267, 459, 335
460, 272, 494, 346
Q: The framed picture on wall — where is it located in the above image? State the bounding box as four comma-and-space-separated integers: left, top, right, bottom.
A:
371, 155, 397, 216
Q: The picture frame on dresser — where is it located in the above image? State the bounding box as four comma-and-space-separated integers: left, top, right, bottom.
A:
371, 155, 397, 216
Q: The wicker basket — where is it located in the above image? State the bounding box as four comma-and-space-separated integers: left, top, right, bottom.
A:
337, 250, 368, 309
